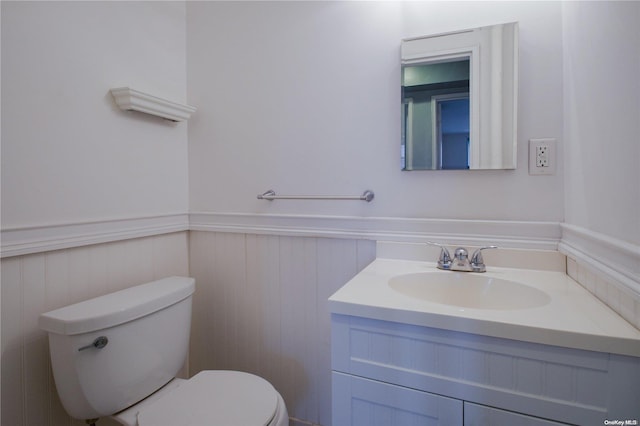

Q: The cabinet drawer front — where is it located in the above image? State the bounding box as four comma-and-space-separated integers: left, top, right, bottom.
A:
464, 402, 570, 426
333, 372, 462, 426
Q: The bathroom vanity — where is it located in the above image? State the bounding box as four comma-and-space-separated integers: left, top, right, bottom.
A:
329, 258, 640, 425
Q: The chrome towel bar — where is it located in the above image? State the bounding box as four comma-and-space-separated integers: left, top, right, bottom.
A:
257, 190, 374, 202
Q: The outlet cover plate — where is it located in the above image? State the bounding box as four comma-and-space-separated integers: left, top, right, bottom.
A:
529, 138, 556, 175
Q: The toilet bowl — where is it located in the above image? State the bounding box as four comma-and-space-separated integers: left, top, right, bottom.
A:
38, 277, 288, 426
111, 371, 288, 426
113, 371, 288, 426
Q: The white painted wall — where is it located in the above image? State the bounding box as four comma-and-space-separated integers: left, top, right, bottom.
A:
187, 1, 564, 222
1, 1, 189, 228
562, 1, 640, 246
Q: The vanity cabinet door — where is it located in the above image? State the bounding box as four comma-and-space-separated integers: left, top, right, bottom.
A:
333, 372, 463, 426
464, 402, 571, 426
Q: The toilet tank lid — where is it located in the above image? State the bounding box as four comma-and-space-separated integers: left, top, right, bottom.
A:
39, 276, 195, 335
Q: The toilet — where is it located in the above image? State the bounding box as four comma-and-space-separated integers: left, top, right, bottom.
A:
38, 276, 288, 426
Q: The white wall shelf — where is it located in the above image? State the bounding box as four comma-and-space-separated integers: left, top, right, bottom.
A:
110, 87, 196, 122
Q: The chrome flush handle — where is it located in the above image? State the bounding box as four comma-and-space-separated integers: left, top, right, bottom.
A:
78, 336, 109, 352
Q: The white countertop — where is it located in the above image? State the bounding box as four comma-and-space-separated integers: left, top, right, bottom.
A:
329, 258, 640, 357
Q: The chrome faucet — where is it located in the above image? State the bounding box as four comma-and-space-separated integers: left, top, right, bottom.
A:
427, 242, 497, 273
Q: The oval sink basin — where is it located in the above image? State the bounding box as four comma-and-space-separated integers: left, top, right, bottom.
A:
389, 272, 551, 310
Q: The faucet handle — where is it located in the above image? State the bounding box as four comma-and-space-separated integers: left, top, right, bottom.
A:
453, 247, 469, 261
470, 246, 498, 272
426, 241, 452, 270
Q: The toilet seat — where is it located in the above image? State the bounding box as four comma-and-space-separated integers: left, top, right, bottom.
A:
116, 371, 282, 426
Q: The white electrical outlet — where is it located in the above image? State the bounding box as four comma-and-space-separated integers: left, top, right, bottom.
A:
529, 138, 556, 175
536, 145, 548, 167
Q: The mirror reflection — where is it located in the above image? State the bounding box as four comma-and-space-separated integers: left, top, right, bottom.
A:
401, 22, 518, 170
402, 58, 471, 170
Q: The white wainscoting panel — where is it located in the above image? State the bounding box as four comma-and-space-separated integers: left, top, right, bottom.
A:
1, 232, 189, 426
189, 231, 376, 426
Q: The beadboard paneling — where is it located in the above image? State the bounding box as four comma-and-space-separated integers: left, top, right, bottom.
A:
1, 232, 189, 426
189, 231, 376, 426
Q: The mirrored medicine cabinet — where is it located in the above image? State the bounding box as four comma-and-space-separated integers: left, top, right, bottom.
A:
401, 22, 518, 170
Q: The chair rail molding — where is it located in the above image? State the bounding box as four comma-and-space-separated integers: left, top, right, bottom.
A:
1, 212, 564, 257
559, 223, 640, 293
1, 213, 189, 258
189, 212, 561, 251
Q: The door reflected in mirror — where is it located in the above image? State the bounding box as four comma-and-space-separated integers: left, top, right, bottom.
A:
402, 58, 471, 170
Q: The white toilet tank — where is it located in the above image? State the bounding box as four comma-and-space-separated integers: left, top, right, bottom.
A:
39, 276, 195, 421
